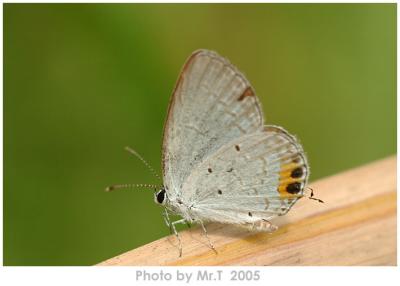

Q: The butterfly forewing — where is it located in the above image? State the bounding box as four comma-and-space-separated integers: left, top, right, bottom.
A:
162, 50, 264, 197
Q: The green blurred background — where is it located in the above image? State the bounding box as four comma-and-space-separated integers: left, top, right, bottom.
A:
4, 4, 396, 265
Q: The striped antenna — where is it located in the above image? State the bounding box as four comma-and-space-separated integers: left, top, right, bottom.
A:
105, 183, 159, 192
124, 146, 162, 182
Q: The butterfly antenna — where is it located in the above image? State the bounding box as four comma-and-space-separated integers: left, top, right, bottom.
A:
105, 183, 159, 192
307, 187, 324, 203
124, 146, 162, 182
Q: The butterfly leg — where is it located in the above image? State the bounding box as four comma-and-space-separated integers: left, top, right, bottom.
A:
162, 208, 173, 235
199, 220, 218, 254
171, 219, 186, 257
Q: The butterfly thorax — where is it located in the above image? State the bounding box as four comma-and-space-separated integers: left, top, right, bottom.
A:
167, 199, 196, 222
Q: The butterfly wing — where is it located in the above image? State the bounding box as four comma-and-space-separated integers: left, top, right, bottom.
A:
181, 126, 309, 228
162, 50, 264, 198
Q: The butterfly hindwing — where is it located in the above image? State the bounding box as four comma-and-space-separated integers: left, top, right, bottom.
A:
162, 50, 264, 198
180, 125, 309, 227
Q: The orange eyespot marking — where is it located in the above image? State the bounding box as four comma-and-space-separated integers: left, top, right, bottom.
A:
278, 181, 303, 197
279, 163, 304, 179
279, 177, 302, 185
277, 163, 306, 198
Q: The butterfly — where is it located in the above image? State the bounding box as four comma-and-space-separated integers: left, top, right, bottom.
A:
107, 50, 320, 257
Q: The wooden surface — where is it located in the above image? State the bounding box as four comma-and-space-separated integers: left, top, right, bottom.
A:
99, 156, 397, 266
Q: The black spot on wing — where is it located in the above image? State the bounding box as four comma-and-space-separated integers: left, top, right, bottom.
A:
286, 182, 302, 194
291, 167, 304, 178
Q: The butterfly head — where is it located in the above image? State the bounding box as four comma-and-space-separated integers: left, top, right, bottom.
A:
154, 187, 168, 205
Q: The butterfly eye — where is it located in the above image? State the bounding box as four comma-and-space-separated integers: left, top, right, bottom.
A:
155, 188, 166, 205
